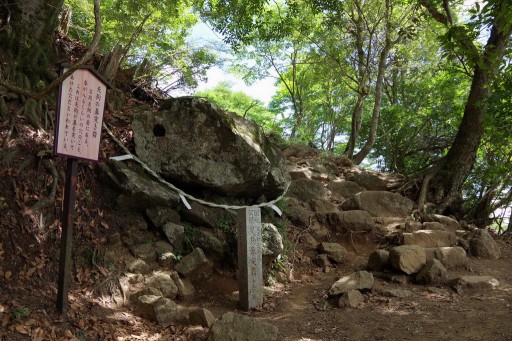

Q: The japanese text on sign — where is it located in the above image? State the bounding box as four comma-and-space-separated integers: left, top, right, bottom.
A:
55, 68, 107, 161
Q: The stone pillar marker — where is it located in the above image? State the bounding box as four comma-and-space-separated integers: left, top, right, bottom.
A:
238, 207, 263, 310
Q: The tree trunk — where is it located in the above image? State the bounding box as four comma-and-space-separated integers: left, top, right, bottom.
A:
344, 12, 367, 158
352, 32, 391, 165
0, 0, 64, 82
344, 92, 366, 158
427, 6, 512, 213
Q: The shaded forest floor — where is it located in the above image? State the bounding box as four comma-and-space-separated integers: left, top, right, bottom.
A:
1, 106, 512, 340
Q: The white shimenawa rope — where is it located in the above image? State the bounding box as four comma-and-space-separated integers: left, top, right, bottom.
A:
103, 123, 290, 211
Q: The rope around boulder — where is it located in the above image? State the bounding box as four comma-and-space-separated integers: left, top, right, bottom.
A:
102, 122, 290, 211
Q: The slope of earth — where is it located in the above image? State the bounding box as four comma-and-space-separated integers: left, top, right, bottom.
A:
1, 86, 512, 340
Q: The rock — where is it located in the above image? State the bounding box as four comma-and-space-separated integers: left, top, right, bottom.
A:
313, 254, 332, 269
131, 243, 157, 262
314, 211, 374, 233
97, 160, 180, 209
450, 276, 499, 294
299, 231, 318, 250
422, 222, 446, 231
283, 197, 312, 227
469, 229, 500, 259
195, 228, 228, 256
189, 308, 215, 328
162, 222, 185, 254
130, 287, 163, 303
404, 221, 422, 232
132, 98, 290, 199
367, 249, 390, 271
308, 218, 330, 241
287, 178, 329, 202
184, 326, 209, 341
318, 242, 347, 264
433, 247, 468, 270
154, 297, 178, 326
376, 288, 413, 298
340, 191, 414, 218
181, 201, 237, 229
309, 165, 330, 182
146, 206, 181, 227
423, 214, 460, 232
171, 272, 195, 299
146, 272, 178, 299
126, 259, 151, 275
288, 169, 309, 180
349, 172, 388, 191
309, 198, 339, 213
175, 248, 213, 279
154, 240, 176, 267
424, 248, 436, 263
389, 245, 427, 275
329, 271, 374, 296
327, 180, 366, 201
402, 230, 457, 248
416, 259, 448, 284
338, 289, 364, 308
133, 295, 177, 325
262, 223, 284, 260
207, 312, 278, 341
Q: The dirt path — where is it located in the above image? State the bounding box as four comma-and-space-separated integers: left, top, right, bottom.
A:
250, 243, 512, 341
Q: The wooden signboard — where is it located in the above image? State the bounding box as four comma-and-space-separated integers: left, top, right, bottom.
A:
54, 66, 109, 314
55, 66, 108, 161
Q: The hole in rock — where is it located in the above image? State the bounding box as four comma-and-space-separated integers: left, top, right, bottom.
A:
153, 124, 166, 137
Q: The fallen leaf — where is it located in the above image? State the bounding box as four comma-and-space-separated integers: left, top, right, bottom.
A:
100, 221, 109, 229
15, 324, 29, 334
31, 327, 44, 341
2, 313, 9, 327
26, 267, 37, 278
5, 271, 12, 279
25, 318, 36, 326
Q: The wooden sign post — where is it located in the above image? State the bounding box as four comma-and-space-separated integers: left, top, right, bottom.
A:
54, 66, 109, 314
238, 207, 263, 310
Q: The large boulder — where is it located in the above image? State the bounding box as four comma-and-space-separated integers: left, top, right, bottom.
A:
423, 214, 460, 232
327, 180, 366, 201
469, 229, 501, 259
133, 295, 178, 326
348, 172, 388, 191
433, 247, 469, 270
450, 276, 499, 294
340, 191, 414, 218
389, 245, 426, 275
313, 211, 374, 233
175, 248, 213, 279
286, 178, 330, 202
97, 160, 180, 210
402, 230, 458, 248
131, 98, 290, 199
367, 249, 390, 271
318, 242, 347, 264
329, 271, 374, 296
416, 259, 448, 284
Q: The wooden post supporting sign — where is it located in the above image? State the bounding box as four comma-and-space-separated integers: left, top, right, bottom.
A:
54, 66, 109, 314
238, 207, 263, 310
56, 158, 78, 313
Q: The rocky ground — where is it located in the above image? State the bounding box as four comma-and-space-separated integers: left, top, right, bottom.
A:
1, 97, 512, 341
